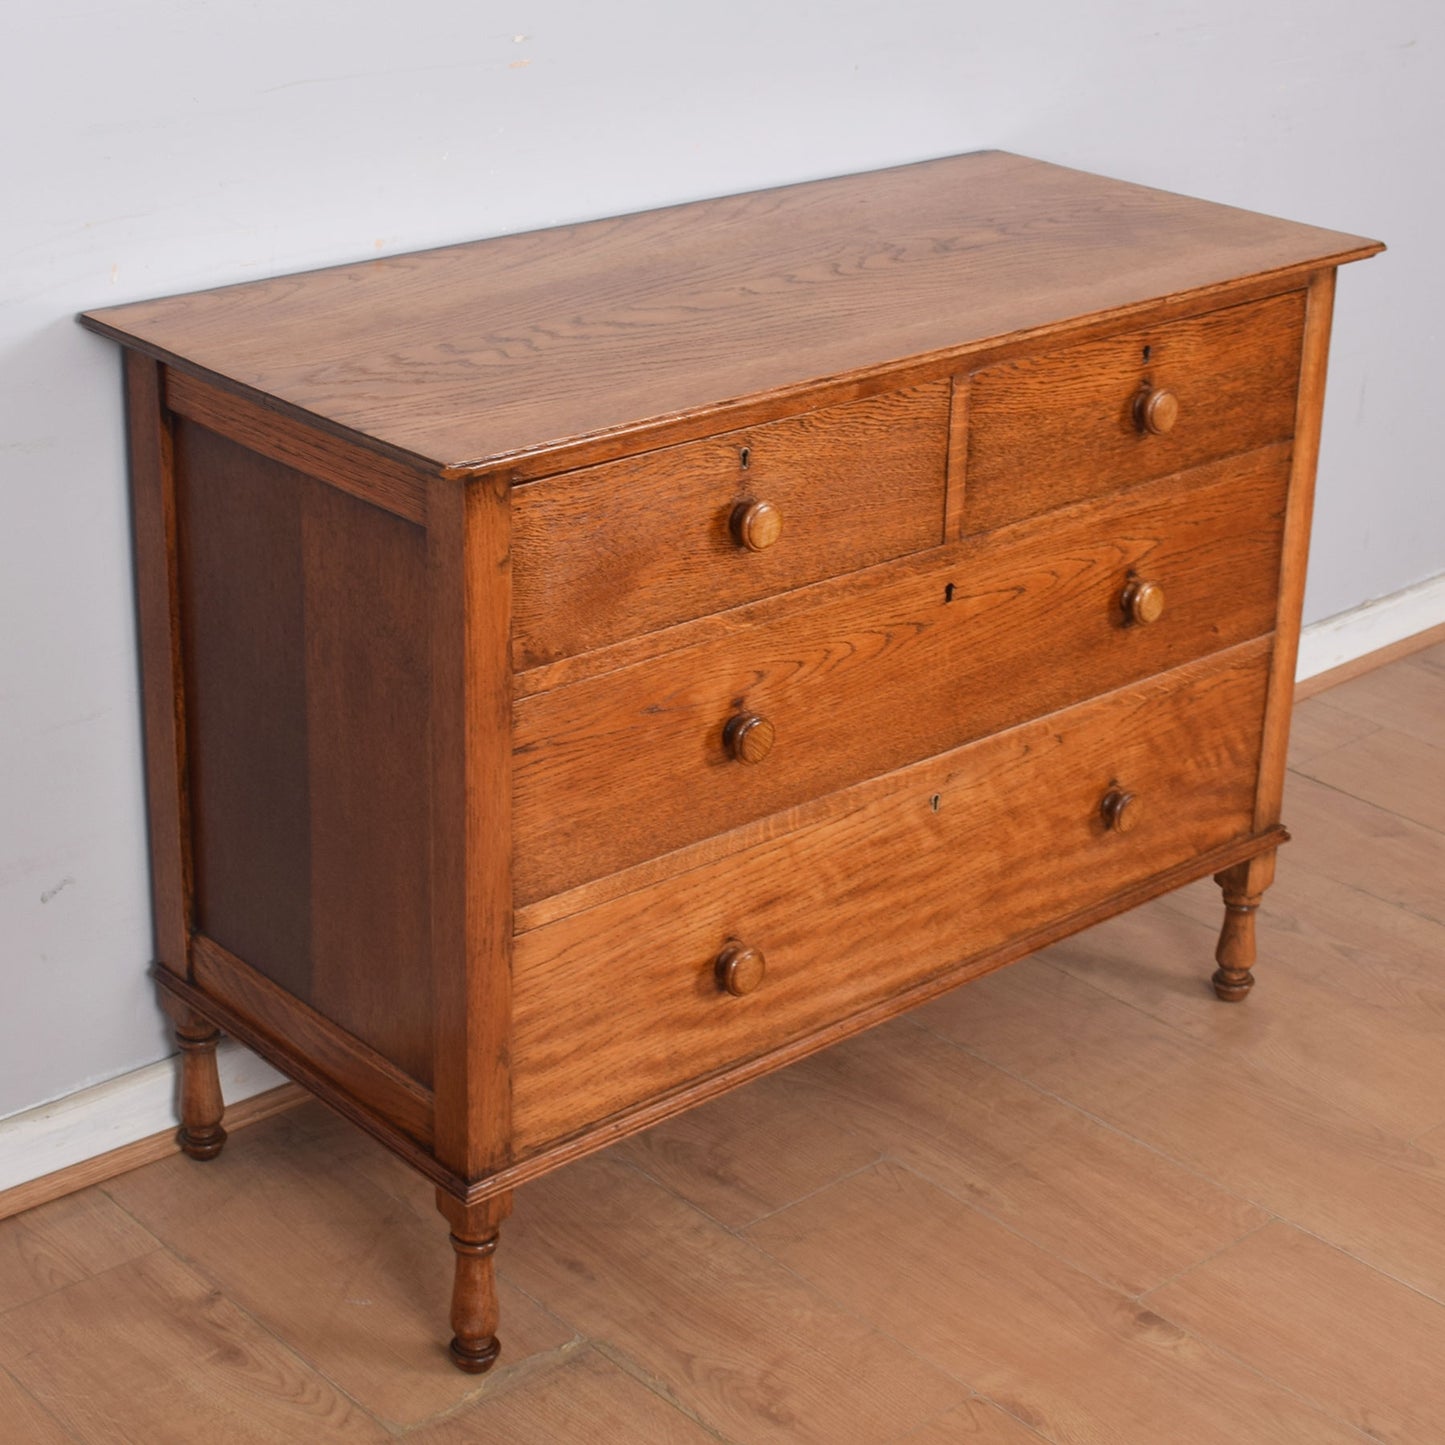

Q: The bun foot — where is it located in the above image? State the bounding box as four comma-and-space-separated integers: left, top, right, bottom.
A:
177, 1122, 228, 1160
1211, 966, 1255, 1003
449, 1332, 501, 1374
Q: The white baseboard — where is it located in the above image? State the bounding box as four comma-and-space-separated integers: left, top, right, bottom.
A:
0, 1043, 285, 1194
1296, 573, 1445, 682
2, 571, 1440, 1201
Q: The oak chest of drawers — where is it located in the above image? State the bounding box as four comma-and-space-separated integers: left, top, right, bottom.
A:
82, 151, 1380, 1370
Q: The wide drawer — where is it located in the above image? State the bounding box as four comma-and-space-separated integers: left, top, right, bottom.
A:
510, 381, 951, 670
512, 640, 1272, 1150
513, 444, 1289, 905
962, 289, 1305, 533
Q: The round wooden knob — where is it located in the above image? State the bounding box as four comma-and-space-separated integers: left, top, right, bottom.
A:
1121, 578, 1166, 626
716, 940, 766, 997
1135, 387, 1179, 436
1100, 789, 1141, 834
730, 499, 783, 552
724, 712, 775, 764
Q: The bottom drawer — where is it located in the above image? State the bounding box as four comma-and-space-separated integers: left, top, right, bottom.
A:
512, 640, 1272, 1151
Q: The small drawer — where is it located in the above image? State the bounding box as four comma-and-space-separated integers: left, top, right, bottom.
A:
511, 640, 1271, 1151
510, 382, 951, 670
512, 443, 1290, 905
962, 290, 1306, 533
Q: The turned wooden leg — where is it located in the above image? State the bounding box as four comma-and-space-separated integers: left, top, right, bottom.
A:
175, 1019, 227, 1160
1212, 852, 1275, 1002
437, 1190, 512, 1374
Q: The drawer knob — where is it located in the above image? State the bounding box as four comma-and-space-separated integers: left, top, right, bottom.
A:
1121, 578, 1166, 626
716, 940, 766, 997
731, 499, 784, 552
724, 711, 775, 764
1100, 789, 1142, 834
1135, 386, 1180, 436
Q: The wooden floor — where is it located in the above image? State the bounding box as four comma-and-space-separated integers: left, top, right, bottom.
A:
3, 644, 1443, 1444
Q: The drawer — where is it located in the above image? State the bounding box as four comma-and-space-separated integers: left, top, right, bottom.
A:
512, 444, 1290, 905
510, 382, 951, 670
512, 640, 1272, 1150
963, 290, 1306, 533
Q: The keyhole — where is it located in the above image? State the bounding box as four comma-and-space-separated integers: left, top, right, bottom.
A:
944, 583, 956, 603
929, 794, 942, 813
1142, 344, 1152, 363
739, 446, 751, 470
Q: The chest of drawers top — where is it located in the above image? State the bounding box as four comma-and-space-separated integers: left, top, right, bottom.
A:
82, 149, 1378, 480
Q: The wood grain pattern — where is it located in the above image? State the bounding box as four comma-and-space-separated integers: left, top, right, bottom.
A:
124, 352, 193, 978
12, 657, 1435, 1442
0, 1188, 157, 1314
1311, 644, 1445, 746
1253, 269, 1337, 832
515, 448, 1289, 904
464, 824, 1287, 1205
746, 1161, 1370, 1444
105, 1107, 570, 1428
178, 419, 436, 1081
84, 155, 1380, 1379
510, 382, 949, 669
301, 481, 433, 1085
191, 935, 435, 1147
897, 1399, 1052, 1444
1146, 1221, 1445, 1443
918, 952, 1445, 1306
944, 374, 970, 540
614, 1064, 883, 1230
0, 1368, 72, 1445
177, 418, 312, 996
428, 474, 513, 1182
406, 1347, 723, 1445
512, 642, 1271, 1150
778, 1021, 1270, 1298
0, 1250, 390, 1443
502, 1154, 967, 1444
965, 290, 1306, 532
81, 152, 1379, 474
165, 368, 431, 522
152, 965, 455, 1193
1052, 888, 1445, 1143
1296, 714, 1445, 834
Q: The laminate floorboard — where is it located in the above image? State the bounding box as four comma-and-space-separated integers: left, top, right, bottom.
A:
0, 651, 1439, 1443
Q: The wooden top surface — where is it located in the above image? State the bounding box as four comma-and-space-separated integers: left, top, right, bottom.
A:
82, 150, 1381, 473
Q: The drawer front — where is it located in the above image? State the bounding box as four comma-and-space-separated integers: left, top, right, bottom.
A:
513, 444, 1289, 905
511, 382, 951, 670
963, 290, 1305, 533
512, 641, 1271, 1150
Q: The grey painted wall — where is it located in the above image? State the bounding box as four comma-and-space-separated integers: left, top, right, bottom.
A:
2, 1, 1438, 1119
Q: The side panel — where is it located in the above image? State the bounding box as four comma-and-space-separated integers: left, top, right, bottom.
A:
175, 417, 435, 1088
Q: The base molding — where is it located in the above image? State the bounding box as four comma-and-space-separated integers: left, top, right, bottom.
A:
0, 1042, 294, 1220
1296, 572, 1445, 696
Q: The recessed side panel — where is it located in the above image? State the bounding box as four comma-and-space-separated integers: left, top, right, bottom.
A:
175, 418, 435, 1087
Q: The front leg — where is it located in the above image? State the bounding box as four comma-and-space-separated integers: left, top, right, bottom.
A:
436, 1189, 513, 1373
1212, 851, 1276, 1002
